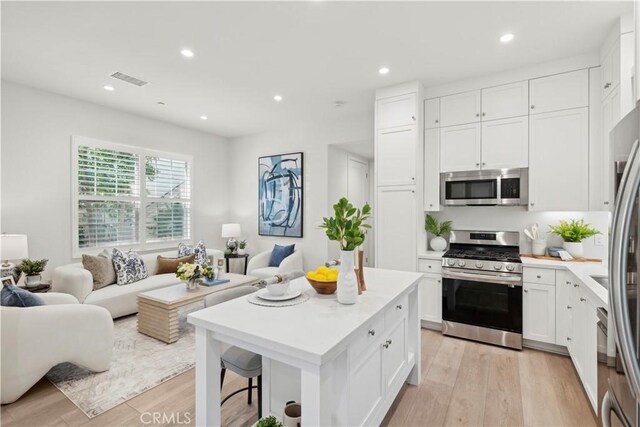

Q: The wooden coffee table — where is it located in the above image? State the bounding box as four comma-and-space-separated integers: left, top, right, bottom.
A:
137, 273, 259, 343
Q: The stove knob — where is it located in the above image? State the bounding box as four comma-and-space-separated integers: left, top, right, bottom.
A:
447, 259, 456, 266
506, 264, 515, 272
493, 262, 503, 270
475, 261, 484, 269
457, 260, 466, 267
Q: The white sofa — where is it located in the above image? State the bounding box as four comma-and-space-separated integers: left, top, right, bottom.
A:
52, 249, 223, 318
1, 293, 114, 404
246, 248, 304, 279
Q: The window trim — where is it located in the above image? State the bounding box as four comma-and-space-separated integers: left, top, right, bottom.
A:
71, 135, 194, 258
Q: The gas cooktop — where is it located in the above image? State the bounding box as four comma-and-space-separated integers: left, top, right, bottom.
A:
441, 230, 523, 274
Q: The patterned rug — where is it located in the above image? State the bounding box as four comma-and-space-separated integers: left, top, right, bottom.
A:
46, 304, 200, 418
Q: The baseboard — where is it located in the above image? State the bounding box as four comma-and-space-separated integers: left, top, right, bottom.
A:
420, 320, 442, 331
523, 339, 569, 356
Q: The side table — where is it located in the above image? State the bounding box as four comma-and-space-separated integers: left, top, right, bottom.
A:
224, 253, 249, 275
19, 283, 51, 293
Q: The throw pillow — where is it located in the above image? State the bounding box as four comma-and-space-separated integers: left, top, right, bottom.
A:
269, 244, 296, 267
112, 249, 148, 285
99, 248, 117, 285
82, 252, 116, 290
1, 284, 45, 307
177, 240, 207, 265
156, 254, 196, 275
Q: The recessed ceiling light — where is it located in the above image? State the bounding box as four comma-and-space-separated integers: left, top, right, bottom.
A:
378, 67, 390, 75
500, 33, 515, 43
181, 49, 194, 58
200, 115, 208, 120
273, 94, 283, 102
103, 85, 114, 91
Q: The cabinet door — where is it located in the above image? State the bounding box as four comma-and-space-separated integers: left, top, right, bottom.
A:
440, 123, 481, 173
420, 275, 442, 323
481, 81, 529, 121
376, 126, 417, 186
481, 116, 528, 169
529, 107, 589, 211
376, 187, 416, 271
382, 318, 407, 390
349, 344, 383, 425
523, 282, 556, 344
601, 86, 621, 209
602, 39, 621, 99
529, 69, 589, 114
425, 98, 440, 129
377, 93, 417, 129
440, 90, 481, 127
580, 294, 598, 411
424, 128, 440, 211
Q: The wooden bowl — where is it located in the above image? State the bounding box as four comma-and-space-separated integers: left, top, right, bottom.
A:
306, 278, 337, 295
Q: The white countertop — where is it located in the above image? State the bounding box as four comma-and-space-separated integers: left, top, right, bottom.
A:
187, 267, 422, 365
418, 251, 445, 260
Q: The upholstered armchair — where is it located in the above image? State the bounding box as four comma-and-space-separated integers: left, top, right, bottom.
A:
1, 293, 114, 404
246, 249, 304, 279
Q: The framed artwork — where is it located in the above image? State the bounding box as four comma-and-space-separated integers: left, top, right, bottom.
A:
1, 276, 16, 287
258, 152, 303, 238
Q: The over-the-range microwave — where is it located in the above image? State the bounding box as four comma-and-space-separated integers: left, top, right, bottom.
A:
440, 168, 528, 206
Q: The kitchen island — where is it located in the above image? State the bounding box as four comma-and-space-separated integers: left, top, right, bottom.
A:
187, 267, 422, 426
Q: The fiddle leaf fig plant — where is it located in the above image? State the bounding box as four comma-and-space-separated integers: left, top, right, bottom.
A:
320, 197, 372, 251
425, 214, 452, 237
549, 219, 600, 243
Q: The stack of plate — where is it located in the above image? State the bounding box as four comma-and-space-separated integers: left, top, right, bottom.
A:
255, 288, 302, 301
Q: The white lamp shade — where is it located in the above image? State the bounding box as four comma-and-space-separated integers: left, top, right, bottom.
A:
221, 223, 242, 238
1, 234, 29, 260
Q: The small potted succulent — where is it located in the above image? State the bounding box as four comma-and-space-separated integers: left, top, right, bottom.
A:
16, 258, 48, 288
237, 240, 247, 255
549, 219, 600, 258
425, 214, 452, 252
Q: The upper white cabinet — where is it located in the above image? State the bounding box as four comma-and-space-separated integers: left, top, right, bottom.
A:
424, 98, 440, 129
376, 186, 416, 272
481, 81, 529, 121
424, 128, 440, 211
440, 123, 481, 172
376, 93, 417, 129
376, 126, 417, 186
529, 69, 589, 114
481, 116, 529, 169
439, 90, 481, 127
602, 39, 621, 99
529, 107, 589, 211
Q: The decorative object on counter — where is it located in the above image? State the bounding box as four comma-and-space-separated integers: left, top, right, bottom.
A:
258, 152, 303, 238
547, 246, 564, 258
320, 197, 372, 305
222, 223, 241, 254
356, 249, 367, 293
247, 291, 310, 307
256, 416, 283, 427
524, 223, 546, 256
16, 258, 48, 288
282, 401, 302, 427
324, 259, 340, 267
237, 240, 247, 255
306, 265, 338, 294
425, 214, 452, 252
176, 262, 213, 291
549, 219, 600, 258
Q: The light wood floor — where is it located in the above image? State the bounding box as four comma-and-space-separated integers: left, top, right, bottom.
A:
2, 329, 597, 427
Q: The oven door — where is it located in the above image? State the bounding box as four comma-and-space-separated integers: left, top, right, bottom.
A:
442, 268, 523, 333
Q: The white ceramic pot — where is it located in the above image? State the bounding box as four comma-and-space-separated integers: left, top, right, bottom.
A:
563, 241, 584, 258
337, 250, 358, 305
25, 275, 41, 288
237, 248, 246, 255
532, 239, 547, 256
430, 236, 447, 252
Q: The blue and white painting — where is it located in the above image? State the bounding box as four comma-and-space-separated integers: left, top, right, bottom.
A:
258, 152, 303, 237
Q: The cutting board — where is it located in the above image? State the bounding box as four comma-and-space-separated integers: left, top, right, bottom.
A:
520, 253, 602, 263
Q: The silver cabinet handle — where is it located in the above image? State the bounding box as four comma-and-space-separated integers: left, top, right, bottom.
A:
536, 275, 542, 279
412, 116, 416, 121
368, 329, 375, 336
427, 265, 432, 269
482, 162, 486, 166
475, 113, 480, 117
383, 339, 392, 349
411, 177, 415, 181
475, 163, 480, 167
567, 305, 572, 309
524, 288, 529, 293
531, 105, 535, 109
580, 297, 587, 302
566, 337, 572, 341
435, 119, 439, 123
605, 201, 610, 205
396, 304, 403, 310
605, 82, 612, 89
566, 281, 571, 285
530, 202, 535, 206
574, 283, 579, 288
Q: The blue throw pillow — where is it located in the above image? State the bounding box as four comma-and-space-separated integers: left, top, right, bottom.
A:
269, 244, 296, 267
1, 284, 45, 307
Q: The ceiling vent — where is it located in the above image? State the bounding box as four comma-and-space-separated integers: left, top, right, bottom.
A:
110, 71, 148, 87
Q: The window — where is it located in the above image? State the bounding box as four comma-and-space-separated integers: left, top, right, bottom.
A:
72, 136, 192, 256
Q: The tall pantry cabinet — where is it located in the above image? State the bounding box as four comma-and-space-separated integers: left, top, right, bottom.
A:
374, 82, 424, 272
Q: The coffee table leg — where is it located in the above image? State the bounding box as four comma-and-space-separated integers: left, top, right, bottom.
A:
137, 300, 179, 343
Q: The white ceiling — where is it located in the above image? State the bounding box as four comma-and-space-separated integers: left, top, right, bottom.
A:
1, 1, 633, 138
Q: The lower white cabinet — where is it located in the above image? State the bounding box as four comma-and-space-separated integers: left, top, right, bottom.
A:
419, 274, 442, 324
376, 186, 416, 271
349, 343, 383, 425
523, 282, 556, 344
383, 318, 407, 390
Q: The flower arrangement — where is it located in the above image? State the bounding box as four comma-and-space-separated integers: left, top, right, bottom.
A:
176, 262, 213, 287
320, 197, 372, 251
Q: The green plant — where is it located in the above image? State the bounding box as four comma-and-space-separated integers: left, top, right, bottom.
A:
238, 240, 247, 249
549, 219, 600, 243
425, 214, 452, 237
256, 416, 282, 427
16, 259, 48, 276
320, 197, 372, 251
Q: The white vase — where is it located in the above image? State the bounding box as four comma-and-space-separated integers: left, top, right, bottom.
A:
430, 236, 447, 252
337, 250, 358, 305
237, 248, 246, 255
563, 241, 584, 258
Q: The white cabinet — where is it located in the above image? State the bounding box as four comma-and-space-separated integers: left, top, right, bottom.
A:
440, 123, 481, 172
481, 116, 529, 169
425, 98, 440, 129
440, 90, 481, 127
424, 128, 440, 211
376, 93, 417, 129
529, 107, 589, 211
419, 274, 442, 324
529, 69, 589, 114
376, 186, 416, 272
481, 81, 529, 121
601, 85, 621, 209
602, 39, 621, 99
523, 282, 556, 344
376, 126, 417, 186
555, 271, 573, 346
349, 344, 383, 425
382, 318, 407, 390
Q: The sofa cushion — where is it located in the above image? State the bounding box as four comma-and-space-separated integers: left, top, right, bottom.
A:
156, 254, 196, 275
82, 252, 116, 290
178, 241, 208, 265
269, 244, 295, 267
250, 267, 279, 280
1, 285, 45, 307
112, 249, 148, 285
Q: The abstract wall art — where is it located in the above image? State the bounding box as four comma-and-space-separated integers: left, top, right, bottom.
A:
258, 152, 303, 237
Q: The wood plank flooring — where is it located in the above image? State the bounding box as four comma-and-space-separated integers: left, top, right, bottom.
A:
2, 329, 597, 427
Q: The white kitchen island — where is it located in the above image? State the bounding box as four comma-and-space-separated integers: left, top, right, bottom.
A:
187, 267, 422, 426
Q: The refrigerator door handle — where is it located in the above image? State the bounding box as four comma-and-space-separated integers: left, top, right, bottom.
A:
602, 390, 632, 427
611, 139, 640, 399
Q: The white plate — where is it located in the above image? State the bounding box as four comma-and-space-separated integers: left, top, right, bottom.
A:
256, 288, 302, 301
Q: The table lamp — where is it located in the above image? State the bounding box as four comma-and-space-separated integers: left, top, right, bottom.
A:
1, 234, 29, 270
221, 223, 241, 254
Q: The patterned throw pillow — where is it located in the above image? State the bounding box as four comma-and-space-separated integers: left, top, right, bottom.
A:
177, 240, 207, 265
112, 249, 148, 285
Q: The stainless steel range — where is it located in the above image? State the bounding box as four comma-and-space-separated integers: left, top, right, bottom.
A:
441, 230, 523, 350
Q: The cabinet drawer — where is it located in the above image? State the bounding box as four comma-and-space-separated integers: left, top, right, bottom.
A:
349, 314, 385, 361
418, 258, 442, 274
523, 267, 556, 285
385, 294, 409, 328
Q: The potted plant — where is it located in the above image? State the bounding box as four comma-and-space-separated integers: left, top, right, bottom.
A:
425, 214, 452, 252
237, 240, 247, 255
256, 416, 282, 427
320, 197, 372, 305
549, 219, 600, 258
176, 262, 213, 291
16, 258, 48, 288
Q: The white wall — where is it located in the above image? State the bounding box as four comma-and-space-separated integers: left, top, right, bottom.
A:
1, 81, 230, 275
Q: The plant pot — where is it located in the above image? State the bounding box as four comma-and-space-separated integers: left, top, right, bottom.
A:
25, 275, 42, 288
532, 239, 547, 256
563, 241, 584, 258
430, 236, 447, 252
237, 248, 246, 255
337, 250, 358, 305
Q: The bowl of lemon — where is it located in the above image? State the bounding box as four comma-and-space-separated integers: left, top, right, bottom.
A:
306, 266, 339, 295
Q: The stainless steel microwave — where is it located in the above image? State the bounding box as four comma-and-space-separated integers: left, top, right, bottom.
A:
440, 168, 528, 206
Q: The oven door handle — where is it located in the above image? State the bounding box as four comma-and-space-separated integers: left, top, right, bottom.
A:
442, 270, 522, 287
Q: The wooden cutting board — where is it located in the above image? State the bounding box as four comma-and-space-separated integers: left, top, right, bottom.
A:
520, 253, 602, 263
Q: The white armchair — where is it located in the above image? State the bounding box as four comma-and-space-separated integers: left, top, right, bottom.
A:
247, 249, 304, 279
1, 293, 114, 404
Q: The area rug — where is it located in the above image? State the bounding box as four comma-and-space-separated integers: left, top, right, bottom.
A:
46, 304, 201, 418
